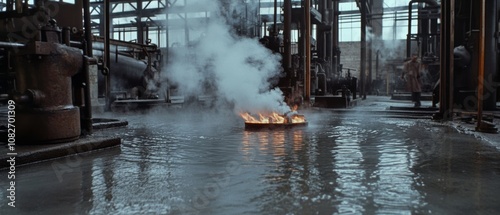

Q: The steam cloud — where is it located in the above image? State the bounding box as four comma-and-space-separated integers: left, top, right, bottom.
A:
164, 0, 290, 114
367, 26, 406, 66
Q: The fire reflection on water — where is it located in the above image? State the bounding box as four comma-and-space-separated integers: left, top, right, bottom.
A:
242, 128, 306, 158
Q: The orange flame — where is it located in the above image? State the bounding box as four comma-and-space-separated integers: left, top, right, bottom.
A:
240, 112, 306, 124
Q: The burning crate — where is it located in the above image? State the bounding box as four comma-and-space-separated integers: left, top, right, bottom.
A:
240, 112, 308, 130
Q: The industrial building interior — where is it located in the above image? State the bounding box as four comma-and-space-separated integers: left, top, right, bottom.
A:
0, 0, 500, 214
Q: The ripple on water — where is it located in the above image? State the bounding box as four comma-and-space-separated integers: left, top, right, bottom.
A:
2, 111, 500, 215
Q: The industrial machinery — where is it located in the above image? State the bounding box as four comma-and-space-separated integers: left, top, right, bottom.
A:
256, 0, 358, 108
448, 0, 499, 111
0, 0, 92, 143
0, 0, 161, 143
91, 37, 162, 102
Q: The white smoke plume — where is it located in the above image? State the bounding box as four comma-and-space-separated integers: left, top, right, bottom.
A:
367, 26, 406, 65
164, 0, 290, 114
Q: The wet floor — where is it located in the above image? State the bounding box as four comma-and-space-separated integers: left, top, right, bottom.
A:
1, 109, 500, 214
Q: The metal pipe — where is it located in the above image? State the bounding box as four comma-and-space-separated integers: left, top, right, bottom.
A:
482, 0, 498, 110
137, 0, 144, 44
83, 56, 94, 134
83, 0, 93, 57
273, 0, 277, 35
264, 22, 267, 36
361, 0, 366, 99
165, 2, 169, 62
333, 0, 339, 79
157, 28, 160, 47
184, 0, 189, 44
283, 0, 291, 77
376, 50, 380, 80
0, 41, 25, 48
104, 0, 111, 111
15, 0, 22, 13
318, 0, 326, 61
368, 29, 372, 95
476, 0, 485, 129
305, 0, 311, 102
63, 27, 71, 46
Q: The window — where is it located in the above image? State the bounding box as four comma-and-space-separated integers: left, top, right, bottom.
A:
382, 0, 418, 40
339, 2, 361, 42
338, 0, 419, 42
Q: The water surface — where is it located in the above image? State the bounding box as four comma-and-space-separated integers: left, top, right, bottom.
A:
1, 109, 499, 214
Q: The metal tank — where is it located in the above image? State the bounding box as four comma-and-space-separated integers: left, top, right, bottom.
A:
12, 20, 83, 144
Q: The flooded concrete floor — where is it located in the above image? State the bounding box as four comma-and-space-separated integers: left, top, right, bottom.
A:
1, 109, 500, 214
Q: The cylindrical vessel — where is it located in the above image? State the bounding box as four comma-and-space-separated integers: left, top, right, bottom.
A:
14, 41, 83, 144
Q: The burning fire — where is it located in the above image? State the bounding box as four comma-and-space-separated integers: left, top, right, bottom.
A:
240, 112, 306, 124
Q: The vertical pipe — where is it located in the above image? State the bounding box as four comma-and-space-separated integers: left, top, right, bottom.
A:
165, 1, 170, 62
138, 0, 144, 44
264, 22, 267, 36
376, 50, 379, 80
273, 0, 277, 35
386, 66, 390, 95
407, 1, 413, 58
368, 30, 372, 95
83, 0, 93, 57
284, 0, 291, 77
482, 0, 498, 110
360, 0, 367, 99
16, 0, 22, 12
367, 0, 373, 95
245, 3, 248, 36
318, 0, 326, 61
258, 0, 262, 38
393, 11, 397, 40
145, 24, 149, 43
326, 0, 333, 75
476, 0, 485, 129
63, 27, 71, 46
305, 0, 311, 102
83, 57, 93, 134
333, 0, 339, 79
7, 0, 13, 11
105, 0, 111, 111
184, 0, 189, 44
254, 1, 259, 37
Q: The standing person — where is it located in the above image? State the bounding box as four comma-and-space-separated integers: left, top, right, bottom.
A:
402, 54, 422, 107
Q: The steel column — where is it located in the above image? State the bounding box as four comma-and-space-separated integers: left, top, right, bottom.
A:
305, 0, 311, 102
438, 0, 454, 120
